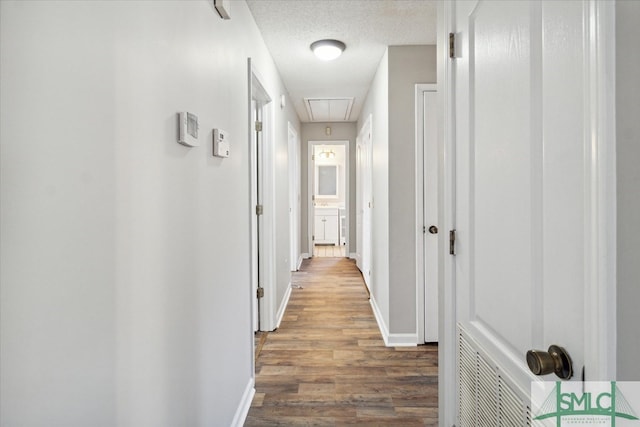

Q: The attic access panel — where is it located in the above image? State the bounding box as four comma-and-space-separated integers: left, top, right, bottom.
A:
304, 97, 354, 122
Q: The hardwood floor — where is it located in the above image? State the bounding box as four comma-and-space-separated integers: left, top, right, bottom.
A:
313, 244, 347, 258
245, 257, 438, 426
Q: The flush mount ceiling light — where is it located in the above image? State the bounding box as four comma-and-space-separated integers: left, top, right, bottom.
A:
310, 39, 346, 61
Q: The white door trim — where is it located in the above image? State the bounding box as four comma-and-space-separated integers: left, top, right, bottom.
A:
306, 140, 350, 257
415, 83, 438, 345
438, 1, 457, 425
582, 0, 617, 381
248, 59, 276, 333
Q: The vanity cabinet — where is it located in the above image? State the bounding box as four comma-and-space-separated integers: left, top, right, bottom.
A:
314, 208, 339, 245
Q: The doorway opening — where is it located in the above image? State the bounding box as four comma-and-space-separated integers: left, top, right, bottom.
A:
307, 141, 350, 258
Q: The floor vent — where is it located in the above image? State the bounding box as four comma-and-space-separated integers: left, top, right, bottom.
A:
458, 325, 531, 426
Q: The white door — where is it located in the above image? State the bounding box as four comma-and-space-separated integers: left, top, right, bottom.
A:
355, 139, 363, 268
356, 117, 372, 288
249, 63, 274, 333
422, 90, 438, 343
288, 123, 300, 271
450, 1, 615, 424
250, 100, 258, 332
250, 98, 263, 332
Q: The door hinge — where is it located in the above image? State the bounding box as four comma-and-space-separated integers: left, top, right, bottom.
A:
423, 225, 426, 234
312, 235, 315, 241
449, 229, 456, 255
256, 204, 263, 216
255, 121, 263, 132
257, 287, 264, 298
449, 32, 456, 58
312, 154, 315, 161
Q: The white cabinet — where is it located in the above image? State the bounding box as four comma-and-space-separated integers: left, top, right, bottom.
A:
314, 208, 339, 245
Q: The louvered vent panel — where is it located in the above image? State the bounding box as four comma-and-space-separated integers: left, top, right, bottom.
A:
459, 335, 477, 427
477, 356, 498, 426
498, 378, 529, 426
458, 325, 531, 427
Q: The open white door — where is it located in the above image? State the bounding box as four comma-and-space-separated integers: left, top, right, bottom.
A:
446, 1, 616, 425
249, 60, 274, 332
356, 116, 372, 289
355, 137, 363, 269
288, 123, 300, 271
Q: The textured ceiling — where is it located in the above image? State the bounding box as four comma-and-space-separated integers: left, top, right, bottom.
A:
245, 0, 437, 123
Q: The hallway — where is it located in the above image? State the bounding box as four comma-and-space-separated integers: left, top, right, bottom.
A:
245, 258, 438, 426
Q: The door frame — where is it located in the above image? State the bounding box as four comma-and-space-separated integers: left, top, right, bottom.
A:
306, 140, 350, 257
415, 83, 438, 344
438, 1, 617, 425
248, 59, 276, 333
437, 2, 456, 421
288, 123, 301, 270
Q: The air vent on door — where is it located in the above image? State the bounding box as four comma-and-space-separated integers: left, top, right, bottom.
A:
304, 97, 354, 122
458, 324, 532, 426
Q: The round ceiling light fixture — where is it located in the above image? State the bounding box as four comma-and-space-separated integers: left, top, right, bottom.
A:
310, 39, 346, 61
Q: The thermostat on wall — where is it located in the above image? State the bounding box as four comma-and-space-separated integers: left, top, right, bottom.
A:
213, 128, 230, 158
178, 112, 200, 147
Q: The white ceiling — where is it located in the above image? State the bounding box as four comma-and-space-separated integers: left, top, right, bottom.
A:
245, 0, 437, 123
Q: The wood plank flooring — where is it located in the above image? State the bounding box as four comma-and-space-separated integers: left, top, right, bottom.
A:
245, 257, 438, 426
313, 244, 347, 258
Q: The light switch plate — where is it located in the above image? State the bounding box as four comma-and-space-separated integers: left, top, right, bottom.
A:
213, 128, 230, 158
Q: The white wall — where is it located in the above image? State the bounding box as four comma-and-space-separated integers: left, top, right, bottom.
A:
388, 46, 437, 334
616, 0, 640, 381
0, 1, 299, 425
358, 50, 390, 328
273, 86, 301, 329
301, 123, 357, 253
357, 46, 436, 341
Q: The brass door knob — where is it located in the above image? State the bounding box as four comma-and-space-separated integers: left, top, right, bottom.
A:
526, 345, 573, 380
428, 225, 438, 234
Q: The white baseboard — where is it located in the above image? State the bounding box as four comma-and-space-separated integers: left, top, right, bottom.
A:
370, 295, 418, 347
349, 252, 357, 259
297, 254, 304, 270
369, 295, 390, 346
230, 377, 255, 427
301, 252, 310, 260
387, 333, 418, 347
276, 284, 292, 328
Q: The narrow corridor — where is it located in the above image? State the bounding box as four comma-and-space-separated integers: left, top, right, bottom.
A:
245, 257, 438, 426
